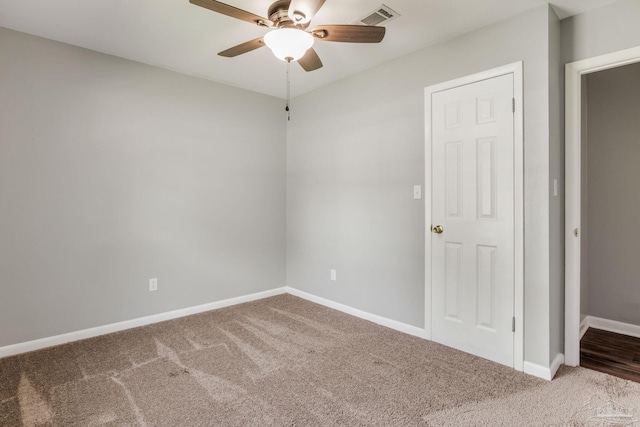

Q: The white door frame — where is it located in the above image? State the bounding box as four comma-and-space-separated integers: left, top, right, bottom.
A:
424, 62, 524, 371
564, 46, 640, 367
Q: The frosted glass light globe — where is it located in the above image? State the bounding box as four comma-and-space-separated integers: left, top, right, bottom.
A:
264, 28, 314, 62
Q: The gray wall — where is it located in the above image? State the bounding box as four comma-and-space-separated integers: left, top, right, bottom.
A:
562, 0, 640, 64
586, 62, 640, 326
548, 7, 564, 362
562, 0, 640, 325
0, 27, 286, 347
5, 0, 638, 367
287, 5, 556, 367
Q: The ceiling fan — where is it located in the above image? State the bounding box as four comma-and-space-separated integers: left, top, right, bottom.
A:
189, 0, 386, 71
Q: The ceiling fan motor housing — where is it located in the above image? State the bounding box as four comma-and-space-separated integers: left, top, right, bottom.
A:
190, 0, 385, 72
268, 0, 297, 28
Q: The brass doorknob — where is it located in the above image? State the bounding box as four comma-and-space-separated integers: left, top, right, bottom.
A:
432, 225, 444, 234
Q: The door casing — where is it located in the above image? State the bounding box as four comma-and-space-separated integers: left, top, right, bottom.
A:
424, 62, 524, 371
564, 46, 640, 367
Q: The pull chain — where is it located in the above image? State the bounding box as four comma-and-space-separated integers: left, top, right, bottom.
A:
285, 58, 291, 121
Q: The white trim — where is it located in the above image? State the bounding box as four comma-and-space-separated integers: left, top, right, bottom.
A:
424, 62, 524, 371
0, 287, 287, 358
564, 45, 640, 367
0, 282, 570, 383
580, 316, 590, 340
523, 361, 551, 380
424, 80, 433, 340
523, 353, 564, 381
584, 316, 640, 339
513, 62, 524, 372
286, 287, 429, 339
550, 353, 565, 380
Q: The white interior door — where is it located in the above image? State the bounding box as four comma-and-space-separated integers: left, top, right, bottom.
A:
430, 73, 515, 367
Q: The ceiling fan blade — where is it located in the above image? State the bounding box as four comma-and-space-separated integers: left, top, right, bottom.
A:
218, 37, 265, 57
190, 0, 273, 27
298, 48, 323, 72
311, 25, 385, 43
288, 0, 326, 25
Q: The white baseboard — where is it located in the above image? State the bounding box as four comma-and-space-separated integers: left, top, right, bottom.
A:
285, 287, 428, 339
2, 283, 563, 383
580, 316, 590, 340
523, 353, 564, 381
0, 287, 287, 359
584, 315, 640, 339
288, 287, 550, 377
550, 352, 565, 379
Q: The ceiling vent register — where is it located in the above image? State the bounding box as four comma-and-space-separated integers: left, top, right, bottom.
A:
357, 4, 399, 26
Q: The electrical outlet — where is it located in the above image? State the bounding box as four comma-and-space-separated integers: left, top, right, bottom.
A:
330, 269, 336, 281
413, 185, 422, 200
149, 278, 158, 292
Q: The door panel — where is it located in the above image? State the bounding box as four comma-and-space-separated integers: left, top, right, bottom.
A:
431, 73, 514, 367
444, 242, 462, 321
445, 141, 463, 218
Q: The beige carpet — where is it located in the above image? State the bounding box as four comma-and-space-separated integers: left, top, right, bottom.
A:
1, 294, 639, 426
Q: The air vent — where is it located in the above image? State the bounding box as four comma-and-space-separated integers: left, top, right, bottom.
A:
356, 4, 399, 26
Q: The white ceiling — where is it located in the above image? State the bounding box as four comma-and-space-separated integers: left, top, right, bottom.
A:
0, 0, 615, 98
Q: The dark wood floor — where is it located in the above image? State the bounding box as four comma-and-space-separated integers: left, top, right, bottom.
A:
581, 328, 640, 383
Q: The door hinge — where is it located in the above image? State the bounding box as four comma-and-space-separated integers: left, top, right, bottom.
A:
512, 317, 516, 332
512, 98, 515, 113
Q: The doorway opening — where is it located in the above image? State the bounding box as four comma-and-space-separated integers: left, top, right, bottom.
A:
565, 46, 640, 367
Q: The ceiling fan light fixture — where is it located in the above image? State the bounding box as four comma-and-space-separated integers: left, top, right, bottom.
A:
263, 28, 314, 62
